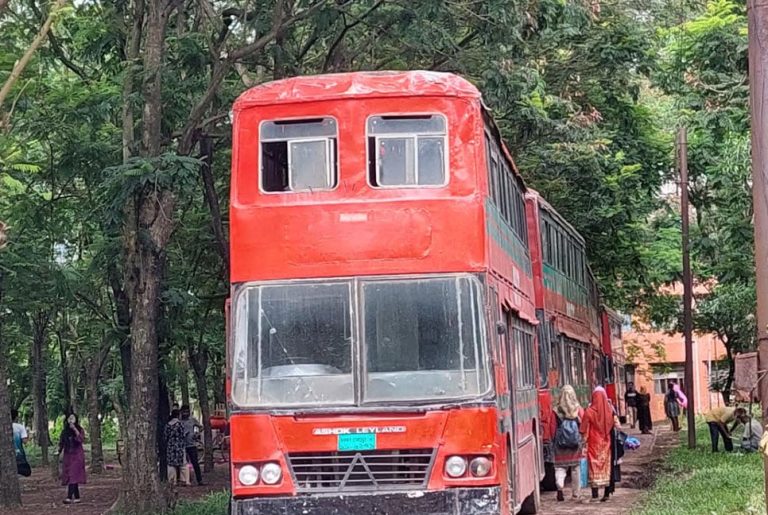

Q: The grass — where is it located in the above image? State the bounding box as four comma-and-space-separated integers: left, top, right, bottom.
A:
168, 490, 228, 515
633, 418, 766, 515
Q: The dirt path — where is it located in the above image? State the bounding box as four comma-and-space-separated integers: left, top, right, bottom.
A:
8, 457, 230, 515
540, 422, 679, 515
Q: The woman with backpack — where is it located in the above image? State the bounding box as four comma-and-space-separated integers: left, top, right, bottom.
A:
549, 385, 584, 502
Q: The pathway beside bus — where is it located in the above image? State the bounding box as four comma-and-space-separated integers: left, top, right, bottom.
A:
13, 456, 229, 515
541, 423, 678, 514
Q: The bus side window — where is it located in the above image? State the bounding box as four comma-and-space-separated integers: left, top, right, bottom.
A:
260, 118, 338, 192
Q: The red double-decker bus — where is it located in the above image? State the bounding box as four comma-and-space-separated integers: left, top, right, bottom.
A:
524, 191, 603, 487
602, 307, 625, 415
227, 71, 542, 514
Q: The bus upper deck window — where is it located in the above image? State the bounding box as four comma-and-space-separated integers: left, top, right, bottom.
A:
260, 118, 338, 192
367, 115, 447, 187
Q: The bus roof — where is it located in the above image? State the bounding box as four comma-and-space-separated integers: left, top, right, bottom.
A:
233, 71, 482, 109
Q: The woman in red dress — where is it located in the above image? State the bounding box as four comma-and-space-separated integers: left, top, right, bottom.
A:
580, 387, 614, 502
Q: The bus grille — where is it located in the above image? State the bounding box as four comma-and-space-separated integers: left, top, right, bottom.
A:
287, 449, 435, 492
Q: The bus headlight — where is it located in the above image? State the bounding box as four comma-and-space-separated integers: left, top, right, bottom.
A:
261, 462, 282, 485
238, 465, 259, 486
445, 455, 468, 478
470, 456, 492, 477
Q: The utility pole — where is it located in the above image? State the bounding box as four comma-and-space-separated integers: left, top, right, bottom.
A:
678, 127, 696, 450
748, 0, 768, 508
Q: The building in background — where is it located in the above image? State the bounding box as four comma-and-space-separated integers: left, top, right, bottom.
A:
623, 289, 727, 422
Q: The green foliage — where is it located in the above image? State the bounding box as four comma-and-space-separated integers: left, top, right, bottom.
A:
634, 420, 765, 515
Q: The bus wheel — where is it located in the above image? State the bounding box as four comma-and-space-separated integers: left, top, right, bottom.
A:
519, 483, 540, 514
540, 462, 557, 491
519, 453, 541, 515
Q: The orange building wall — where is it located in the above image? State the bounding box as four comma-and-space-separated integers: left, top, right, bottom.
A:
624, 324, 726, 422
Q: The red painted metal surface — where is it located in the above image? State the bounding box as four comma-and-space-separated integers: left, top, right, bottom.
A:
229, 408, 502, 498
524, 191, 599, 347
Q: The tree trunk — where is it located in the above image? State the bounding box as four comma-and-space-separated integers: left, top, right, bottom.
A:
56, 328, 76, 415
189, 347, 213, 472
179, 352, 190, 408
722, 347, 735, 406
157, 376, 170, 482
31, 311, 50, 466
86, 366, 104, 473
199, 135, 229, 281
0, 270, 21, 508
108, 263, 132, 403
118, 0, 175, 506
86, 337, 111, 474
0, 0, 67, 118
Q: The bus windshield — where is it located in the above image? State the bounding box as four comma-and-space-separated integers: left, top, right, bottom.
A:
231, 275, 489, 407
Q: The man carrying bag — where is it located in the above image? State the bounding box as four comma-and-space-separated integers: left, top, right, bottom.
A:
12, 409, 31, 477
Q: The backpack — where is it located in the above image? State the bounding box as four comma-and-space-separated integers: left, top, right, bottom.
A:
555, 416, 581, 450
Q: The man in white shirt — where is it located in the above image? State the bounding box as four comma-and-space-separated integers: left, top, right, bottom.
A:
11, 409, 28, 454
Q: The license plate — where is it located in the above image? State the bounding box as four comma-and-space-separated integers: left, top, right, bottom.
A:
337, 433, 376, 451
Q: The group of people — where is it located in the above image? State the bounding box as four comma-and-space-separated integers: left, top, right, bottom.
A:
164, 404, 205, 486
550, 385, 623, 503
624, 382, 653, 434
627, 379, 762, 453
550, 381, 764, 504
11, 404, 207, 505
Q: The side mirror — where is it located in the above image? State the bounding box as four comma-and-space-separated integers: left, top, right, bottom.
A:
496, 322, 507, 336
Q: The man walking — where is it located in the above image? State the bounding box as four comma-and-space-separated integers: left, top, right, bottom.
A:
624, 382, 638, 429
180, 405, 204, 485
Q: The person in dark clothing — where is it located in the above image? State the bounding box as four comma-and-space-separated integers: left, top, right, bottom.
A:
59, 414, 86, 504
165, 409, 186, 485
624, 382, 638, 429
636, 386, 653, 434
180, 405, 204, 486
664, 381, 681, 432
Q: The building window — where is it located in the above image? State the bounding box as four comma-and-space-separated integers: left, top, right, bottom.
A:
709, 360, 729, 392
652, 364, 685, 394
368, 115, 447, 187
260, 118, 338, 192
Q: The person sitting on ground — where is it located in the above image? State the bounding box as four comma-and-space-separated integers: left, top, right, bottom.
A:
735, 410, 763, 453
704, 406, 746, 453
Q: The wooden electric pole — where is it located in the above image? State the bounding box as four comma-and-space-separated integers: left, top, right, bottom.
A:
748, 0, 768, 508
678, 127, 696, 449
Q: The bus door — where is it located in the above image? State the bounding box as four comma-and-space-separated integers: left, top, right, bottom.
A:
500, 306, 518, 509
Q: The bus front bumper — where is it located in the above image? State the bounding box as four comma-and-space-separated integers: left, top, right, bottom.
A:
231, 486, 501, 515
